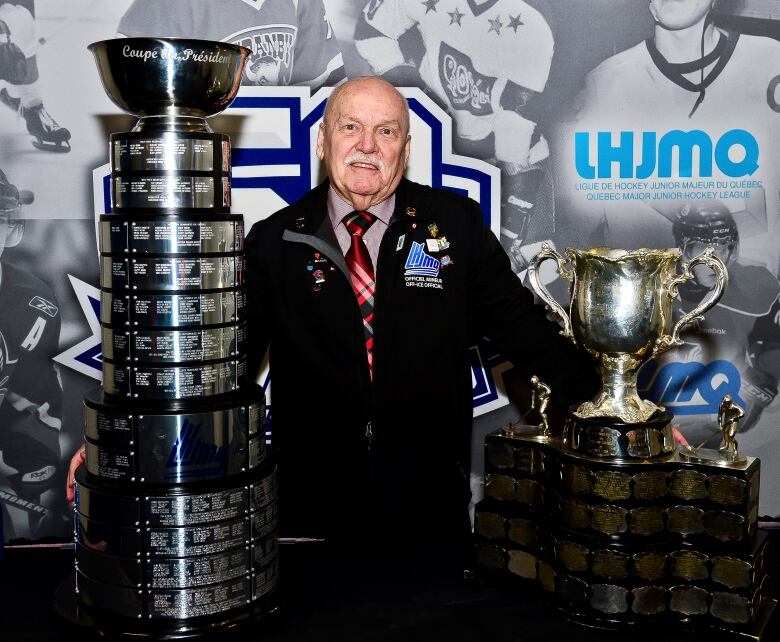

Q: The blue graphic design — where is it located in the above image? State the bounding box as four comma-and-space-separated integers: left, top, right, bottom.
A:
470, 343, 501, 406
404, 241, 441, 277
638, 358, 744, 415
166, 419, 227, 480
575, 129, 759, 179
74, 294, 102, 371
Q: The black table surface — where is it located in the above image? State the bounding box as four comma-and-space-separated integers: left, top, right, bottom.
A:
1, 538, 779, 642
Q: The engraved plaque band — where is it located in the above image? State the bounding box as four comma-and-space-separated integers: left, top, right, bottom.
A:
100, 215, 244, 255
565, 413, 674, 460
102, 357, 245, 400
84, 386, 264, 447
102, 323, 245, 363
113, 175, 228, 211
83, 399, 266, 484
74, 464, 276, 526
101, 255, 244, 291
76, 506, 276, 560
102, 289, 245, 327
111, 132, 228, 173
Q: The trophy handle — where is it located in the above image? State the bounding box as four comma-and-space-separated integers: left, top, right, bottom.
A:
527, 243, 574, 340
654, 247, 729, 356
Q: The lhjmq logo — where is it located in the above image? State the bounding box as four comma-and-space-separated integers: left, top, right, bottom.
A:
79, 87, 501, 415
639, 359, 743, 415
404, 242, 441, 277
575, 129, 759, 179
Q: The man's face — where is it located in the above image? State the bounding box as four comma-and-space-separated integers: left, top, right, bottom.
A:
649, 0, 715, 30
317, 78, 411, 211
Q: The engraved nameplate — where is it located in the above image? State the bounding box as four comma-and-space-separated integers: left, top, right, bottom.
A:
113, 175, 226, 210
113, 136, 218, 172
102, 289, 245, 327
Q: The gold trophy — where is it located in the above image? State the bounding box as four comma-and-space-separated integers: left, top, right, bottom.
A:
475, 245, 776, 639
528, 245, 726, 460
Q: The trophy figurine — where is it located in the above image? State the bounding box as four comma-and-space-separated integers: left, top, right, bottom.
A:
681, 394, 748, 466
475, 244, 777, 639
528, 375, 551, 437
718, 395, 745, 462
503, 375, 552, 440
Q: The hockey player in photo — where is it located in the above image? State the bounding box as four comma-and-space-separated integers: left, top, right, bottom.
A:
117, 0, 346, 89
0, 168, 64, 542
564, 0, 780, 270
352, 0, 556, 272
746, 295, 780, 433
0, 0, 71, 152
640, 200, 780, 445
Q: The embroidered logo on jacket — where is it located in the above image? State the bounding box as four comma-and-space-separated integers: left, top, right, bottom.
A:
404, 242, 443, 289
404, 241, 440, 277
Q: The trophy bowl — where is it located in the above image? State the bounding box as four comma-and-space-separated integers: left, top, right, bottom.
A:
528, 245, 728, 424
89, 38, 249, 129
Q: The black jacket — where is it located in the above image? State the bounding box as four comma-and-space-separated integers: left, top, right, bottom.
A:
245, 178, 597, 559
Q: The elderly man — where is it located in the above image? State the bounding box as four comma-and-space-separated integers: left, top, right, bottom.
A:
242, 76, 596, 562
70, 77, 597, 565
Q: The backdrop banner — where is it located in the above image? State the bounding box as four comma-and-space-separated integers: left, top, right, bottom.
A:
0, 0, 777, 542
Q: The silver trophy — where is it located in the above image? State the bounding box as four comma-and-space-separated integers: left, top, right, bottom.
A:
528, 245, 727, 424
58, 39, 279, 635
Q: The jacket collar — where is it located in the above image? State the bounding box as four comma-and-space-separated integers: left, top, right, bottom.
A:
283, 177, 432, 234
281, 177, 434, 278
281, 180, 347, 276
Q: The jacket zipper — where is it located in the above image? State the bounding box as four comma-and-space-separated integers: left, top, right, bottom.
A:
365, 421, 373, 452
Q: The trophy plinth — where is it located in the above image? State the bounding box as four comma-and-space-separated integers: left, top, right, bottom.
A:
57, 39, 279, 636
564, 411, 676, 461
474, 245, 776, 639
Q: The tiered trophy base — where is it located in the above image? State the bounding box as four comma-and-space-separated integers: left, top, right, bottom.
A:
67, 462, 278, 633
54, 570, 278, 641
475, 426, 777, 639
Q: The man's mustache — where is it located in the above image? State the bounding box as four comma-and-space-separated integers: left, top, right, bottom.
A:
344, 153, 385, 171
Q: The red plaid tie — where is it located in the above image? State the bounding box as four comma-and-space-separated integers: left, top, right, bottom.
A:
343, 210, 377, 377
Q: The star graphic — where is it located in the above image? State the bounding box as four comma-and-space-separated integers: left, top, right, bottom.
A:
508, 13, 524, 33
488, 14, 502, 35
422, 0, 439, 14
53, 275, 102, 381
448, 7, 465, 25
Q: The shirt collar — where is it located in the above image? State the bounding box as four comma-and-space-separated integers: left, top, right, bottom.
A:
327, 187, 396, 230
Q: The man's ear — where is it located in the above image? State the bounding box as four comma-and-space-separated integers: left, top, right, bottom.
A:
316, 123, 326, 161
403, 134, 411, 168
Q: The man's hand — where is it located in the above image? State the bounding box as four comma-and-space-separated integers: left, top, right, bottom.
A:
66, 444, 85, 503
